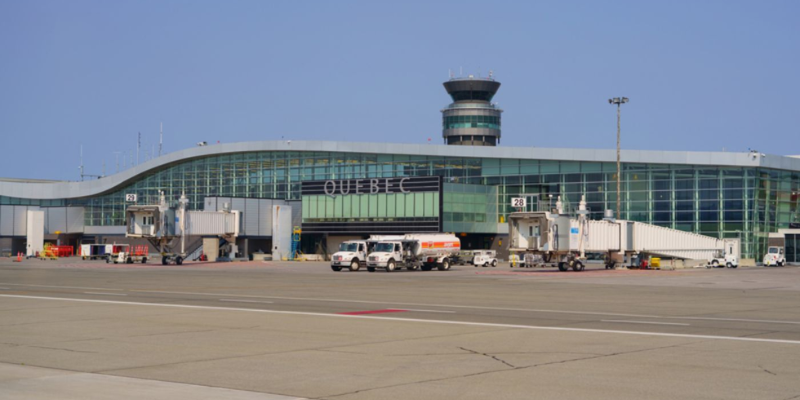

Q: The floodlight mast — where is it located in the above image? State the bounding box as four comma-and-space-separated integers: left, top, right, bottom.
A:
608, 97, 629, 220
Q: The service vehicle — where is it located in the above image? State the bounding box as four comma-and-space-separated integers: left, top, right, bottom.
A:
81, 244, 110, 260
452, 250, 476, 265
114, 245, 150, 264
472, 250, 498, 267
366, 233, 461, 272
707, 249, 738, 268
104, 244, 130, 263
330, 236, 403, 272
763, 246, 786, 267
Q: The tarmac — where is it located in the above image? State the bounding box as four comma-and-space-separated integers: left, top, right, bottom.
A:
1, 257, 800, 399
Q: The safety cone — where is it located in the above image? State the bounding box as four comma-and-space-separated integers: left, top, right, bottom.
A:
13, 252, 21, 262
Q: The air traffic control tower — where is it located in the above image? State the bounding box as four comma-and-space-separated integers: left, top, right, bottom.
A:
441, 74, 503, 146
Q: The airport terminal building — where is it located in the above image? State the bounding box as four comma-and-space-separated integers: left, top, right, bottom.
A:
1, 77, 799, 260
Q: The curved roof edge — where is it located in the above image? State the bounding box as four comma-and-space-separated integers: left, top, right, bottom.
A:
1, 140, 799, 200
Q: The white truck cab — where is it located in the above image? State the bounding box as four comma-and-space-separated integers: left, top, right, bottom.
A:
331, 241, 368, 271
763, 246, 786, 267
367, 241, 406, 272
707, 250, 738, 268
472, 250, 498, 267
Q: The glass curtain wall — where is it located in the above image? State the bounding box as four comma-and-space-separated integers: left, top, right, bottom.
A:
4, 151, 798, 259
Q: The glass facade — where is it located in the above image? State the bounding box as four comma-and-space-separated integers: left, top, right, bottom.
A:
2, 150, 799, 259
443, 115, 501, 130
443, 183, 498, 233
302, 192, 440, 222
787, 234, 799, 264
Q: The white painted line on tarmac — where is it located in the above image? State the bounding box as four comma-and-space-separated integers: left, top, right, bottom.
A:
0, 283, 125, 291
3, 294, 800, 346
602, 320, 691, 326
83, 292, 128, 296
134, 290, 267, 297
388, 308, 456, 314
219, 299, 274, 304
670, 316, 800, 325
130, 290, 800, 326
0, 287, 9, 290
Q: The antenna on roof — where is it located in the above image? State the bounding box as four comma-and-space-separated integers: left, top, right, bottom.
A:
113, 151, 121, 173
159, 122, 163, 157
79, 144, 103, 180
79, 145, 84, 181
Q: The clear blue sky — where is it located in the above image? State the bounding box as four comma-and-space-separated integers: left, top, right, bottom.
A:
1, 0, 798, 180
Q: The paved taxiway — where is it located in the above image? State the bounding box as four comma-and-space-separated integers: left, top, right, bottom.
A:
1, 259, 800, 399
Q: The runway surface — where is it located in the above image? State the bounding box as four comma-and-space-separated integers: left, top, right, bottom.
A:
1, 258, 800, 399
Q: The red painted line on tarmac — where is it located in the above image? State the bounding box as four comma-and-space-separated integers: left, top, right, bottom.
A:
338, 309, 408, 315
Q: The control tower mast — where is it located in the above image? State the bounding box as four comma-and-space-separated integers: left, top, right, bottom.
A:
441, 73, 503, 146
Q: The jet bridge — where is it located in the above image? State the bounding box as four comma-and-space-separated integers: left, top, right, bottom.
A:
125, 192, 240, 264
508, 195, 738, 270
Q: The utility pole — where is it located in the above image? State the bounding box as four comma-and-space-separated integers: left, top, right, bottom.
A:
608, 97, 629, 220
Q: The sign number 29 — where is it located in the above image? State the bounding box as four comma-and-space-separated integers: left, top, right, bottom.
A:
511, 197, 526, 208
125, 194, 137, 202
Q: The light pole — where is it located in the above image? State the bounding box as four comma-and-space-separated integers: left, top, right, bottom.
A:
608, 97, 629, 220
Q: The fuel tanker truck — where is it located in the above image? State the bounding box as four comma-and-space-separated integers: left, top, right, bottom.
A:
366, 233, 461, 272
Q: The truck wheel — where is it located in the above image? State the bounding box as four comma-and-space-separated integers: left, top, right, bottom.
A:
175, 256, 183, 266
778, 261, 784, 267
558, 262, 567, 271
142, 257, 147, 264
349, 260, 360, 271
491, 260, 497, 267
421, 264, 432, 271
331, 265, 342, 272
573, 261, 584, 271
386, 260, 396, 272
162, 256, 168, 265
367, 267, 375, 272
726, 262, 732, 268
712, 260, 719, 268
126, 257, 133, 264
438, 260, 450, 271
407, 265, 418, 271
106, 257, 110, 264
